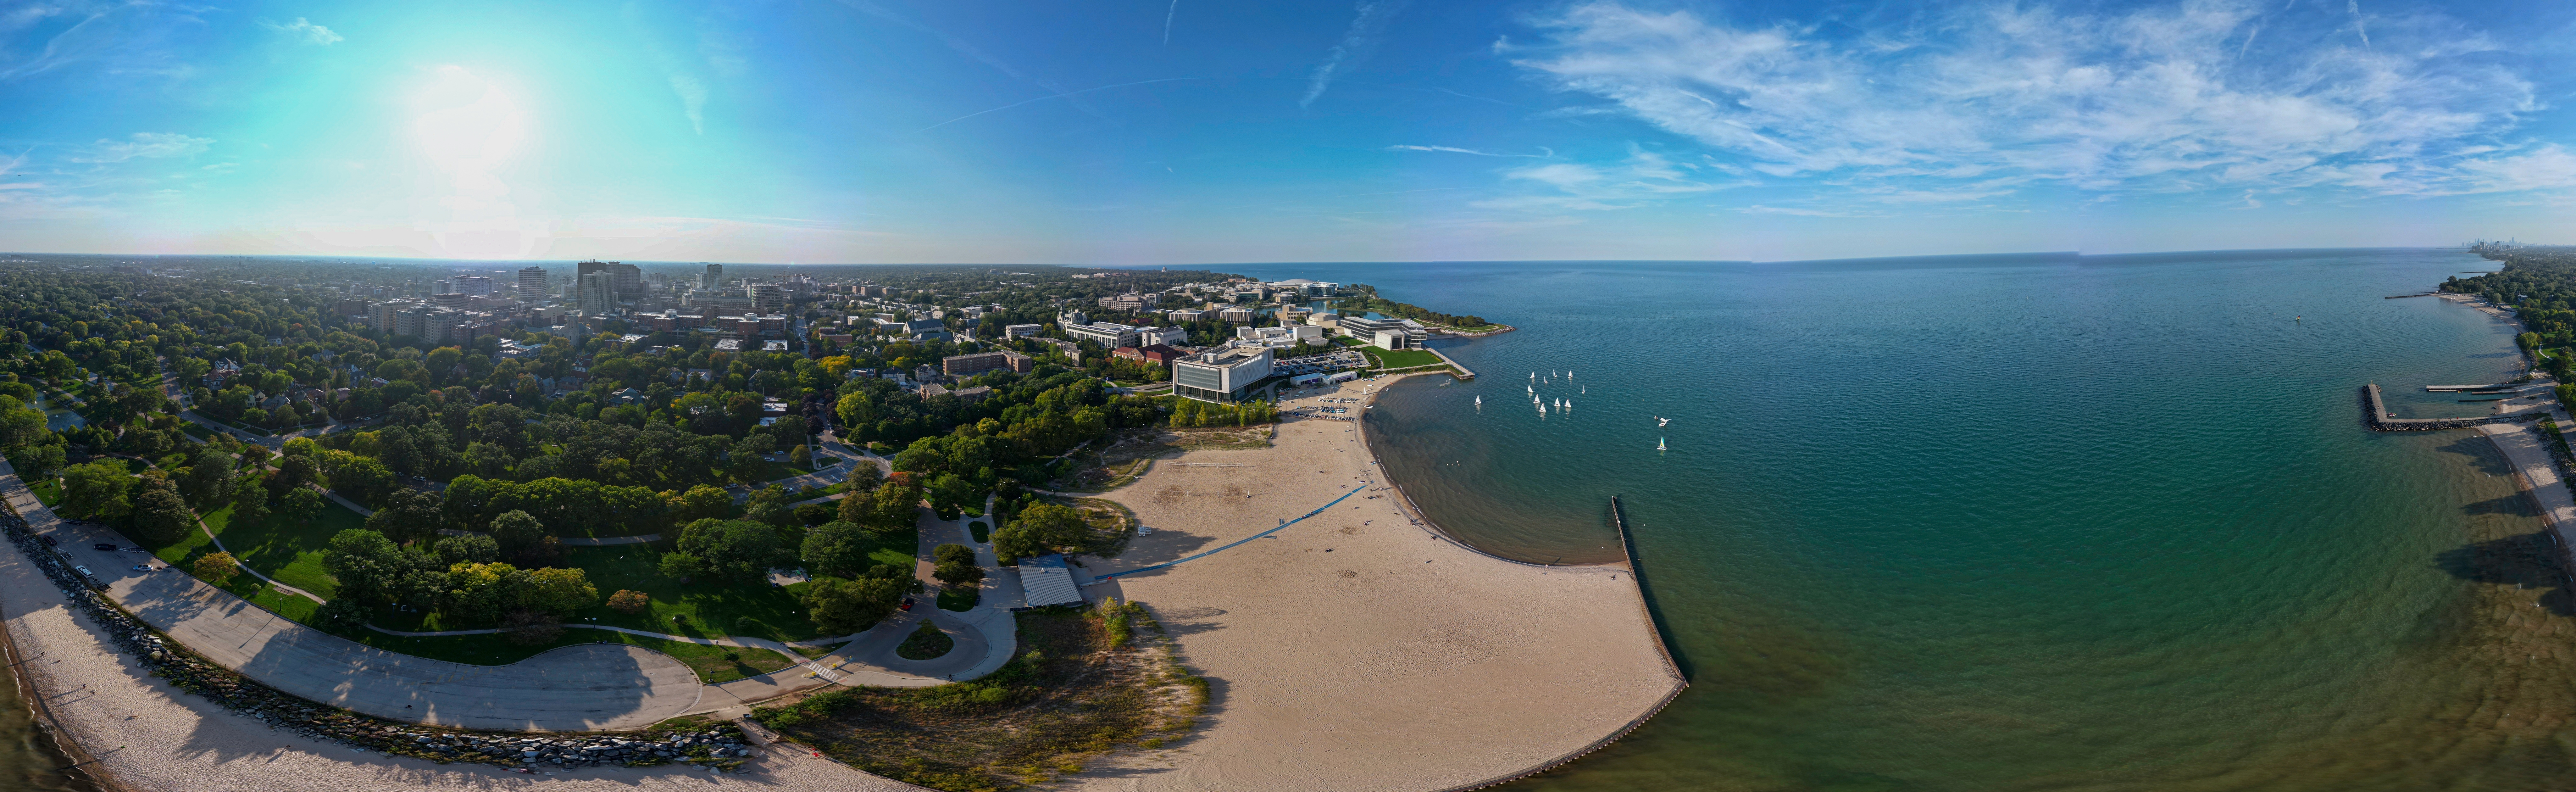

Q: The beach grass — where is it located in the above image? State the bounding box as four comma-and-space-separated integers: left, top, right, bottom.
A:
752, 604, 1196, 790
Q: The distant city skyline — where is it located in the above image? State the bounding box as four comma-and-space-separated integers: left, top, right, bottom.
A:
5, 0, 2576, 263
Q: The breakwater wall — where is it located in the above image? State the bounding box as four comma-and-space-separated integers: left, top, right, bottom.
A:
2360, 384, 2543, 431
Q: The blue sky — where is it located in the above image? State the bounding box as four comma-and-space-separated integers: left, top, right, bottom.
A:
5, 0, 2576, 263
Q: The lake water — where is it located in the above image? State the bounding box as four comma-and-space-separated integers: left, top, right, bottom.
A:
1212, 251, 2576, 792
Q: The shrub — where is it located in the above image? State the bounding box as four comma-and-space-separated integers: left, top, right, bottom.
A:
311, 598, 369, 631
607, 589, 651, 614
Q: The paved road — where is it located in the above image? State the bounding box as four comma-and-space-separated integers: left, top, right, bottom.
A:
0, 456, 707, 732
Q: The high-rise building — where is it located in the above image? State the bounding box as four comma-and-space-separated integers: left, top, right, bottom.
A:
579, 273, 615, 315
517, 266, 548, 298
608, 262, 643, 299
452, 275, 492, 296
700, 263, 724, 289
573, 260, 608, 304
749, 283, 785, 313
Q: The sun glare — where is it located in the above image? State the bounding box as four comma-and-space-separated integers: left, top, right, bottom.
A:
409, 65, 533, 258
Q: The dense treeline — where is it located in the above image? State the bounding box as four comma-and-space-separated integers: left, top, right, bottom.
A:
1333, 284, 1488, 328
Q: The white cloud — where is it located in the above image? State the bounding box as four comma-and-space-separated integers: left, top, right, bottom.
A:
73, 132, 213, 163
259, 17, 342, 46
1385, 145, 1541, 157
669, 74, 707, 135
1513, 1, 2538, 199
1477, 147, 1734, 210
1303, 0, 1409, 108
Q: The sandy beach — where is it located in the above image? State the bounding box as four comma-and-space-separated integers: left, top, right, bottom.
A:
1061, 375, 1685, 791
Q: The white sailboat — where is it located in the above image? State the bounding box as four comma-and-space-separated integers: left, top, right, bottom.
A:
1537, 402, 1547, 416
1474, 395, 1481, 407
1656, 437, 1666, 451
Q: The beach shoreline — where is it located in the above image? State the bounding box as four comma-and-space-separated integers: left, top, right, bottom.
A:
1057, 370, 1685, 792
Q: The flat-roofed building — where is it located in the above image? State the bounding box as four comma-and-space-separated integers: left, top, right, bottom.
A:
1217, 306, 1256, 323
1065, 321, 1138, 349
943, 349, 1034, 376
1173, 345, 1273, 403
1005, 323, 1042, 337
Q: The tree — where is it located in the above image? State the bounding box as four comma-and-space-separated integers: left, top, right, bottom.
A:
992, 502, 1097, 564
322, 529, 404, 605
845, 462, 884, 495
311, 598, 369, 632
671, 484, 732, 523
789, 444, 811, 469
267, 454, 320, 497
364, 487, 444, 546
607, 589, 651, 614
441, 561, 521, 623
59, 461, 136, 522
521, 567, 599, 617
193, 551, 240, 586
801, 574, 908, 635
671, 518, 792, 583
863, 473, 925, 535
793, 502, 835, 526
129, 477, 196, 546
929, 473, 979, 512
745, 484, 794, 528
279, 487, 324, 522
799, 521, 877, 579
931, 543, 984, 588
657, 551, 709, 581
488, 509, 547, 562
229, 481, 270, 526
501, 610, 563, 646
433, 532, 500, 566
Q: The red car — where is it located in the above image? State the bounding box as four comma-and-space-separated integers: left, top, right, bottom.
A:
898, 597, 916, 612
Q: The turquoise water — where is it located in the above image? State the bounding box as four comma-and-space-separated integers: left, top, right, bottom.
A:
1214, 251, 2576, 792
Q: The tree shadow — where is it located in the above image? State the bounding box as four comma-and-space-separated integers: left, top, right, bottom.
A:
2436, 435, 2519, 478
2463, 493, 2541, 518
2435, 532, 2576, 616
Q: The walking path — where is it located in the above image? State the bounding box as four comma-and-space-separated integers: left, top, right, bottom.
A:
2480, 416, 2576, 543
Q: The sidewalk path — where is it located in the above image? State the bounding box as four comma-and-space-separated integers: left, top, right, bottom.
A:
2480, 415, 2576, 542
0, 457, 705, 732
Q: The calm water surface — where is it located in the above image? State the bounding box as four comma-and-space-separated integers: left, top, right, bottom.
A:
1205, 250, 2576, 792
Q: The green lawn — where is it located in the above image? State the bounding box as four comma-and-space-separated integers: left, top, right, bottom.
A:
157, 499, 369, 599
334, 623, 799, 683
968, 521, 989, 544
28, 479, 60, 507
936, 587, 978, 611
1361, 346, 1444, 370
178, 423, 214, 441
753, 460, 818, 483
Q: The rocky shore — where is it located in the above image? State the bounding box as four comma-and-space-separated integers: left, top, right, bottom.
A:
0, 511, 754, 774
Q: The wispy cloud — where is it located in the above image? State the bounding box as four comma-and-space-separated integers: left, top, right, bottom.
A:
1476, 148, 1733, 211
1513, 1, 2547, 200
669, 74, 708, 134
917, 78, 1199, 132
73, 132, 213, 163
1302, 0, 1409, 109
259, 17, 343, 46
1384, 145, 1544, 157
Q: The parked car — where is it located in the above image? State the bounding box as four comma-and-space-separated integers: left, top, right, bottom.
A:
899, 597, 916, 612
92, 543, 117, 551
40, 536, 55, 546
129, 564, 152, 572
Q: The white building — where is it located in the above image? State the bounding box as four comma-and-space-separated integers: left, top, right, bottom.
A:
1065, 321, 1139, 349
1173, 345, 1273, 403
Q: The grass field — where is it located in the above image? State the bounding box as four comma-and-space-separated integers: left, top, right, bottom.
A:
156, 499, 368, 600
28, 478, 59, 507
936, 586, 978, 611
1361, 346, 1445, 370
335, 626, 799, 683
